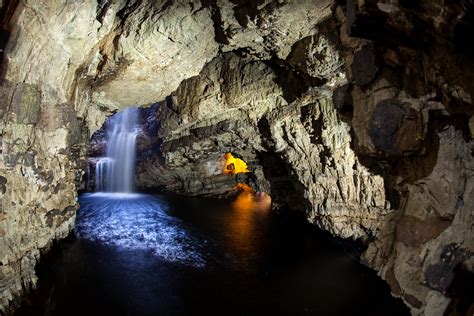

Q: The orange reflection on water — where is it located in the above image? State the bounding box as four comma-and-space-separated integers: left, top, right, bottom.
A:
232, 190, 271, 212
227, 189, 272, 264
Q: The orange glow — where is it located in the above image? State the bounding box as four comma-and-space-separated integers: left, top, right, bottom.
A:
223, 153, 249, 175
226, 188, 272, 258
234, 183, 253, 192
232, 189, 272, 212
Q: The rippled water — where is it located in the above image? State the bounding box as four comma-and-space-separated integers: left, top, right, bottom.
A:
16, 192, 409, 316
76, 193, 208, 267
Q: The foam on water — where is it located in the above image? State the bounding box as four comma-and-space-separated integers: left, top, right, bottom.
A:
76, 193, 207, 268
85, 192, 145, 199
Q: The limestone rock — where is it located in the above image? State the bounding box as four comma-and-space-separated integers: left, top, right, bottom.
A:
89, 1, 219, 110
10, 83, 41, 125
286, 33, 344, 80
351, 76, 399, 154
134, 52, 284, 195
340, 2, 474, 313
351, 45, 378, 86
262, 92, 389, 239
332, 83, 352, 111
363, 128, 474, 315
219, 0, 334, 59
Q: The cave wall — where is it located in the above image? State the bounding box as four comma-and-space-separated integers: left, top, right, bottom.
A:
0, 1, 99, 309
0, 0, 473, 315
335, 2, 474, 314
131, 2, 474, 314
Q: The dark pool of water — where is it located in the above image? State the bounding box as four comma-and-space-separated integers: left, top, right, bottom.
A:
16, 192, 409, 316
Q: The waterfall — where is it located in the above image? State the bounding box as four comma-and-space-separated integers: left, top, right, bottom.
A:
95, 107, 138, 193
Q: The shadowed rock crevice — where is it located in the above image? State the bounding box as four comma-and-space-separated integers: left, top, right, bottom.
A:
255, 117, 309, 213
229, 0, 263, 28
201, 0, 230, 45
444, 265, 474, 316
265, 58, 326, 103
453, 6, 474, 55
0, 0, 18, 80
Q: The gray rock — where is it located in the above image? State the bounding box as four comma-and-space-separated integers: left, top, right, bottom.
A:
351, 46, 378, 86
11, 83, 41, 125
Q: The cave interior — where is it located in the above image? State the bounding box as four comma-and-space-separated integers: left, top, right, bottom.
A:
0, 0, 473, 315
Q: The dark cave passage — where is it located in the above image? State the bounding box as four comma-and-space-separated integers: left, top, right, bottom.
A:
17, 111, 408, 314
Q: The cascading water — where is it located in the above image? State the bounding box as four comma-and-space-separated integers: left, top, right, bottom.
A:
95, 107, 138, 193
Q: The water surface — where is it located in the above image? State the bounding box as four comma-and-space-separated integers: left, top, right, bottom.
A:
16, 192, 409, 316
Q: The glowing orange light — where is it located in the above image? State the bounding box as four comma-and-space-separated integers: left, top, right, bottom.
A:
227, 187, 272, 252
223, 153, 249, 175
231, 187, 272, 212
234, 183, 253, 192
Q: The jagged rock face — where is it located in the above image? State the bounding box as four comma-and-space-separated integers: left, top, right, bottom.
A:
0, 0, 473, 315
89, 1, 219, 110
0, 101, 87, 310
132, 52, 386, 241
262, 94, 389, 239
362, 127, 474, 314
217, 0, 333, 59
334, 1, 474, 315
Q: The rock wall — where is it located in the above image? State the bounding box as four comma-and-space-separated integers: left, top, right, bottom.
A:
134, 52, 283, 196
0, 0, 334, 311
0, 1, 98, 309
0, 0, 473, 315
334, 2, 474, 314
133, 51, 388, 243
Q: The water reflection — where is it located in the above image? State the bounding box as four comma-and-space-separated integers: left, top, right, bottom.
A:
232, 191, 272, 212
226, 191, 272, 269
16, 191, 409, 316
76, 190, 273, 271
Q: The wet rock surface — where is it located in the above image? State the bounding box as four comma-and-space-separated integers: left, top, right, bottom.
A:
0, 0, 473, 315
